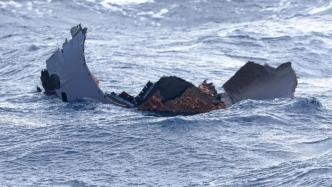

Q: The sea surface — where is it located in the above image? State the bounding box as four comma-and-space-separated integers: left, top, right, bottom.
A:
0, 0, 331, 186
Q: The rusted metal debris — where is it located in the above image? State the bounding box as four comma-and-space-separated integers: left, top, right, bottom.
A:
40, 25, 298, 115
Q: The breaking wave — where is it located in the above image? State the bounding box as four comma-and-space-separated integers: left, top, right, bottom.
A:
308, 1, 332, 15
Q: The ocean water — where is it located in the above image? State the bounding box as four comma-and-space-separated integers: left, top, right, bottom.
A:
0, 0, 332, 186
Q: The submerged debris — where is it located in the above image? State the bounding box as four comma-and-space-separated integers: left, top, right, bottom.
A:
40, 25, 298, 115
223, 61, 298, 103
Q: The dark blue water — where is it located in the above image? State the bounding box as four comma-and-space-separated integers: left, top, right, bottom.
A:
0, 0, 331, 186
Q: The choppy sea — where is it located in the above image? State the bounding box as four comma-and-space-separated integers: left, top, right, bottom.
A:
0, 0, 331, 186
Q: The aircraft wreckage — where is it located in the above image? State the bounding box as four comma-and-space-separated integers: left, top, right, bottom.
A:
39, 25, 298, 115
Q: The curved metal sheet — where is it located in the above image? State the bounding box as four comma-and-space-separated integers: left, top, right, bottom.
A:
45, 25, 111, 103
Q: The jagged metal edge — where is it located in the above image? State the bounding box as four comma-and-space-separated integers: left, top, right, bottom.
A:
45, 24, 112, 103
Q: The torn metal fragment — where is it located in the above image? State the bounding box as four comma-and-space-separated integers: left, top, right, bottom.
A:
40, 25, 298, 115
223, 61, 298, 103
43, 24, 111, 103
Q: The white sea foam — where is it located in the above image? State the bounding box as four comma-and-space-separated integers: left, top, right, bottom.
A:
138, 8, 169, 18
100, 0, 154, 7
261, 0, 291, 12
308, 1, 332, 15
0, 0, 22, 9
